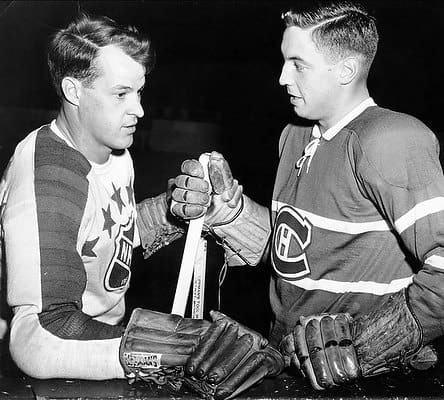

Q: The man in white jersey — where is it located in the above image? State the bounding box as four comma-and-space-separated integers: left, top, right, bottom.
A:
171, 1, 444, 397
0, 14, 219, 382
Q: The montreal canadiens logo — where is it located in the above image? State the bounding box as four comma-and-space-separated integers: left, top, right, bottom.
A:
271, 205, 312, 280
104, 218, 134, 291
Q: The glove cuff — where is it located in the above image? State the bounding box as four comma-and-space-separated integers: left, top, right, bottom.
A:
136, 193, 185, 259
120, 309, 179, 385
119, 308, 209, 386
206, 195, 271, 266
353, 289, 437, 376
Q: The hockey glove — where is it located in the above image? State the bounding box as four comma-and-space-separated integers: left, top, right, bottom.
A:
137, 192, 185, 258
120, 308, 209, 388
279, 290, 438, 390
183, 310, 284, 399
171, 151, 243, 226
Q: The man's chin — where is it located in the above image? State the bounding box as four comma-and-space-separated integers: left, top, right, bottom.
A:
292, 107, 317, 123
293, 105, 306, 117
112, 138, 134, 152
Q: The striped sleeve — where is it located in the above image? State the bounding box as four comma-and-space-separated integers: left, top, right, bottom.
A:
354, 113, 444, 343
4, 127, 124, 379
34, 128, 123, 339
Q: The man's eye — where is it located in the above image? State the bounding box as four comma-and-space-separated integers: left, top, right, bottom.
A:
116, 92, 127, 99
294, 63, 306, 72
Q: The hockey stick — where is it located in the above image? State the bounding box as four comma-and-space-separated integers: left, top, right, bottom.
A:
171, 153, 210, 317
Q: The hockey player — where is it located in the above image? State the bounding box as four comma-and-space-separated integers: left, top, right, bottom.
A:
0, 14, 216, 382
171, 1, 444, 398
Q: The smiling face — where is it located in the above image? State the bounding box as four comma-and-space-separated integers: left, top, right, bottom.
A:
78, 45, 145, 163
279, 26, 341, 127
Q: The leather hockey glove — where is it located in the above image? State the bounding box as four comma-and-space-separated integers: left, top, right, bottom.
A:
171, 151, 272, 266
137, 192, 185, 258
279, 289, 438, 390
120, 308, 210, 388
183, 310, 285, 400
171, 151, 243, 226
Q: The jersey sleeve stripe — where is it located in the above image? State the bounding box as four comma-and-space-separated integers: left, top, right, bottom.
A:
283, 276, 413, 295
272, 200, 391, 234
424, 254, 444, 271
394, 197, 444, 234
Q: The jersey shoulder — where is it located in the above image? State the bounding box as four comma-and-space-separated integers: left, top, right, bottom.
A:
349, 106, 436, 145
347, 106, 441, 189
34, 125, 91, 178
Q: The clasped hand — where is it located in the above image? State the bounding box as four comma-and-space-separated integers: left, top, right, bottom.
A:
169, 151, 243, 226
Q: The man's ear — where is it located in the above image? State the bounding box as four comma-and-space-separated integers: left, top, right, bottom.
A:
61, 77, 82, 106
339, 56, 360, 85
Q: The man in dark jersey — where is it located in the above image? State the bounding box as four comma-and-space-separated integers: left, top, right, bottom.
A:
171, 1, 444, 395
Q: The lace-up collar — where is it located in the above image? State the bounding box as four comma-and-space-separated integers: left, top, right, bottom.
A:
296, 97, 376, 175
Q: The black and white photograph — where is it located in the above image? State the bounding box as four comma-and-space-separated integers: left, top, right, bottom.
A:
0, 1, 444, 399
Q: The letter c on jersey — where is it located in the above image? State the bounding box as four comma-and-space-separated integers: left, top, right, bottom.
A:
271, 205, 312, 280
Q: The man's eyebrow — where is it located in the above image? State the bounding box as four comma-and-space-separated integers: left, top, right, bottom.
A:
111, 84, 145, 91
287, 56, 305, 62
287, 55, 312, 66
111, 85, 132, 90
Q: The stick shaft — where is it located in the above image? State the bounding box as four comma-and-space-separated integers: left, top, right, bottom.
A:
192, 237, 207, 319
171, 153, 210, 316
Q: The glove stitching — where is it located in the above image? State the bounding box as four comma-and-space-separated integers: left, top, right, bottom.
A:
205, 227, 251, 265
209, 195, 244, 228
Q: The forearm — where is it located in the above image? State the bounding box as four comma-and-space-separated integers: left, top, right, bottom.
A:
407, 256, 444, 343
39, 303, 124, 340
207, 195, 271, 266
10, 306, 125, 379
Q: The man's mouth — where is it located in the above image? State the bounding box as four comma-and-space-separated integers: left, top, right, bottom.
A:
123, 125, 137, 133
290, 95, 302, 104
124, 122, 137, 128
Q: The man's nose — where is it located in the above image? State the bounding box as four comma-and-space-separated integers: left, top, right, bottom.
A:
279, 63, 292, 86
131, 97, 144, 119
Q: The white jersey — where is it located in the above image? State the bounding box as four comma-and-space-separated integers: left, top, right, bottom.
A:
0, 121, 139, 379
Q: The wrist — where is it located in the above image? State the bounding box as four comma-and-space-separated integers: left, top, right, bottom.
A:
205, 195, 244, 229
136, 193, 185, 259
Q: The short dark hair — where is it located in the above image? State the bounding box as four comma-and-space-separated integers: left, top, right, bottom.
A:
48, 14, 155, 98
282, 1, 378, 76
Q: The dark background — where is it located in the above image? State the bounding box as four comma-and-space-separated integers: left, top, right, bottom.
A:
1, 0, 443, 337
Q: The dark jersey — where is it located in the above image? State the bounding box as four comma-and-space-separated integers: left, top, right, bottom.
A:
269, 103, 444, 346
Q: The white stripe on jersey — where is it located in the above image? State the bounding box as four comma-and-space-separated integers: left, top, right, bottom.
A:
271, 200, 391, 234
394, 197, 444, 234
283, 276, 413, 295
425, 254, 444, 271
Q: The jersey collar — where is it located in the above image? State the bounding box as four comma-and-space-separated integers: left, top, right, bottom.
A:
312, 97, 377, 141
50, 119, 77, 148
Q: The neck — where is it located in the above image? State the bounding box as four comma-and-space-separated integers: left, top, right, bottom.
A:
318, 86, 370, 134
56, 107, 79, 148
56, 103, 110, 164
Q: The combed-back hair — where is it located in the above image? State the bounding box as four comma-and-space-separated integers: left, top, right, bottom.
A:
48, 14, 155, 98
282, 1, 378, 76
